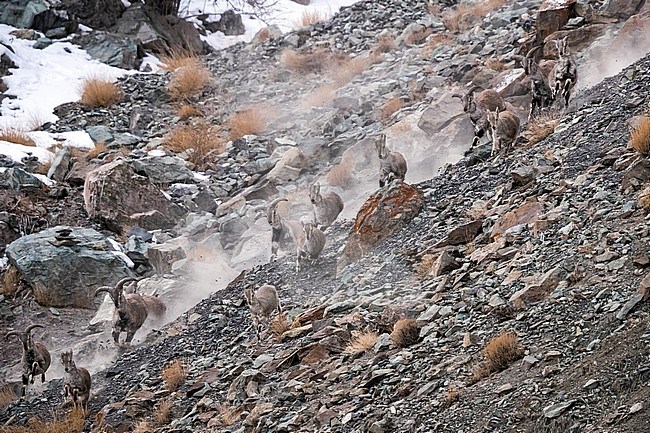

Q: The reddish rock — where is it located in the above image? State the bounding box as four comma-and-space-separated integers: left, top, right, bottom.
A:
84, 159, 185, 233
337, 182, 424, 274
491, 201, 545, 239
536, 0, 576, 44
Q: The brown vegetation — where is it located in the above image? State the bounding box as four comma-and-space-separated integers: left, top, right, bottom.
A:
159, 51, 197, 71
214, 404, 244, 427
327, 162, 355, 187
414, 253, 435, 276
227, 107, 266, 140
524, 110, 560, 145
390, 318, 420, 347
302, 84, 337, 108
405, 27, 432, 46
628, 115, 650, 156
1, 266, 21, 296
0, 127, 36, 147
0, 385, 16, 408
177, 104, 204, 120
471, 331, 524, 382
280, 49, 335, 74
154, 398, 173, 425
485, 58, 507, 72
298, 9, 328, 27
167, 64, 210, 100
165, 121, 226, 169
0, 407, 85, 433
344, 331, 378, 355
379, 96, 402, 124
443, 386, 462, 407
330, 56, 372, 86
80, 76, 123, 108
441, 0, 507, 33
162, 359, 187, 392
132, 420, 153, 433
26, 110, 48, 131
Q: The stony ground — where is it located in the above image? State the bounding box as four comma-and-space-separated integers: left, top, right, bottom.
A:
1, 0, 650, 432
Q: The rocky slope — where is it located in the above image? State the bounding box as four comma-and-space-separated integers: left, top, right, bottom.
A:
1, 0, 650, 432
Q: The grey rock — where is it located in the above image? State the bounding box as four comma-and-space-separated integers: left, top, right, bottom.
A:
131, 156, 194, 184
616, 294, 644, 320
543, 400, 575, 418
86, 125, 114, 144
74, 31, 141, 69
0, 167, 43, 190
47, 148, 72, 181
33, 37, 52, 49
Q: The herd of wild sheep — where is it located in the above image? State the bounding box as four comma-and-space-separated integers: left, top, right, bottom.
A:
4, 28, 578, 420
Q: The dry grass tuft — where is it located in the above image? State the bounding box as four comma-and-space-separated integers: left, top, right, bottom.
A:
330, 56, 371, 86
166, 121, 226, 169
1, 266, 21, 297
227, 107, 266, 140
298, 9, 328, 27
167, 64, 210, 100
132, 420, 153, 433
214, 404, 244, 427
525, 110, 560, 145
414, 254, 435, 277
629, 115, 650, 156
372, 34, 397, 54
0, 407, 85, 433
327, 162, 355, 188
254, 28, 272, 44
177, 104, 204, 120
344, 331, 378, 355
86, 142, 108, 160
162, 359, 187, 392
427, 3, 441, 15
0, 385, 17, 408
379, 96, 402, 124
26, 110, 49, 132
159, 51, 198, 71
80, 76, 123, 108
637, 186, 650, 211
154, 398, 173, 425
0, 127, 36, 147
280, 49, 334, 74
442, 0, 507, 33
485, 58, 507, 72
427, 33, 453, 49
471, 331, 524, 382
268, 312, 292, 339
390, 318, 420, 348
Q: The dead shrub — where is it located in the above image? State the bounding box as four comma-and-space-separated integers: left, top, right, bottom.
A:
427, 33, 453, 49
326, 162, 355, 188
637, 186, 650, 211
298, 9, 328, 27
443, 386, 462, 407
176, 104, 203, 120
214, 404, 244, 427
471, 331, 524, 382
344, 331, 378, 355
0, 407, 85, 433
154, 398, 173, 425
405, 27, 433, 46
268, 312, 292, 339
414, 254, 435, 276
86, 142, 108, 160
80, 76, 123, 108
132, 420, 153, 433
390, 318, 420, 348
427, 3, 441, 15
524, 110, 560, 145
162, 359, 187, 392
372, 34, 397, 54
0, 384, 17, 408
26, 110, 49, 131
330, 56, 371, 86
1, 267, 21, 297
280, 49, 334, 74
485, 58, 507, 72
166, 121, 226, 169
442, 0, 507, 33
254, 28, 271, 44
0, 127, 36, 147
34, 159, 52, 175
167, 64, 210, 100
227, 107, 266, 140
629, 115, 650, 156
379, 96, 402, 124
159, 51, 198, 71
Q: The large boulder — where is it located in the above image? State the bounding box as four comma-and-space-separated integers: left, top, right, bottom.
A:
0, 167, 43, 190
61, 0, 125, 28
600, 0, 645, 19
113, 3, 203, 55
83, 159, 186, 233
0, 0, 77, 35
5, 226, 135, 308
131, 155, 194, 184
205, 10, 245, 36
536, 0, 576, 44
73, 31, 142, 70
337, 181, 424, 274
266, 147, 309, 183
